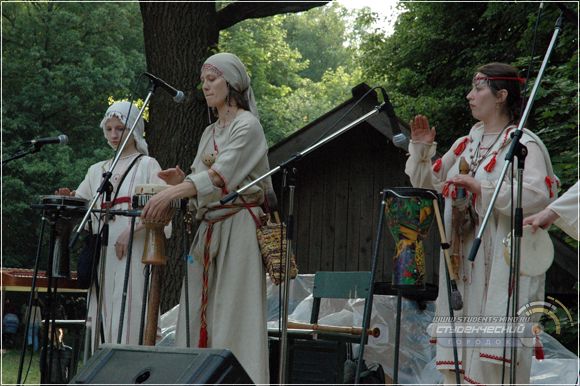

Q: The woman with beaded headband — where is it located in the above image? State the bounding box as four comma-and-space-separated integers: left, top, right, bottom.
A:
57, 101, 170, 349
405, 62, 558, 384
142, 52, 271, 384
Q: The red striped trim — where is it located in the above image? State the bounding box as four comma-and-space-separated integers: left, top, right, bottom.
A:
464, 374, 484, 385
436, 360, 463, 366
201, 63, 223, 76
480, 352, 511, 363
100, 196, 131, 208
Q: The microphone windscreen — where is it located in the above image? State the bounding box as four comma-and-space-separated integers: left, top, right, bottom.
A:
58, 134, 69, 145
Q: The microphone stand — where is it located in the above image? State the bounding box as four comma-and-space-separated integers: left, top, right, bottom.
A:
220, 101, 390, 384
2, 143, 42, 165
464, 14, 563, 384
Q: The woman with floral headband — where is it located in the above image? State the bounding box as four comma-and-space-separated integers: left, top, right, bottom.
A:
58, 101, 169, 348
142, 52, 271, 384
405, 62, 558, 384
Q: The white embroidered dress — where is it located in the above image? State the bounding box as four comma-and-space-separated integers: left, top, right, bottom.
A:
405, 122, 557, 384
76, 154, 167, 348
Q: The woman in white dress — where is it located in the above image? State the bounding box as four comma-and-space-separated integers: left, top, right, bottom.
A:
142, 53, 271, 384
405, 62, 558, 384
59, 101, 168, 348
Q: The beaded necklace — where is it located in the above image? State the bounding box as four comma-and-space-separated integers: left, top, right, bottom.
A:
468, 122, 513, 175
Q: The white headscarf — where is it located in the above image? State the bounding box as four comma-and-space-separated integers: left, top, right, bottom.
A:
100, 101, 149, 155
202, 52, 259, 118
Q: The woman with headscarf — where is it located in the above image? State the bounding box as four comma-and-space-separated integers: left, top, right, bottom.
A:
406, 63, 558, 384
58, 101, 169, 347
142, 52, 271, 384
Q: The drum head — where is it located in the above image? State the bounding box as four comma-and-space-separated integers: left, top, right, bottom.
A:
384, 187, 438, 200
40, 195, 88, 207
503, 225, 554, 277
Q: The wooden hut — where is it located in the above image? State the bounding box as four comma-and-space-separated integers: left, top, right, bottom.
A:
268, 83, 439, 295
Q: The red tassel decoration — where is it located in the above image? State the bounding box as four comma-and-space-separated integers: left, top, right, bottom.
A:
198, 328, 208, 348
483, 154, 497, 173
432, 158, 442, 173
534, 334, 544, 360
451, 187, 457, 199
545, 176, 554, 198
453, 137, 470, 156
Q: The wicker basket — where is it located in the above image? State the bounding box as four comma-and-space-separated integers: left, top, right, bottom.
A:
257, 214, 298, 285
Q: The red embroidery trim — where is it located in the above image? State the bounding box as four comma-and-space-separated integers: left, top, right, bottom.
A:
436, 360, 463, 366
454, 137, 470, 156
433, 158, 442, 173
100, 196, 131, 208
479, 352, 512, 363
201, 63, 223, 76
464, 374, 484, 385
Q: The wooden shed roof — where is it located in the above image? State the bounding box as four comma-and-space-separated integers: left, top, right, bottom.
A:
269, 83, 410, 166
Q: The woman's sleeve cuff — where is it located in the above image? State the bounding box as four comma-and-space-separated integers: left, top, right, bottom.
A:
186, 171, 214, 197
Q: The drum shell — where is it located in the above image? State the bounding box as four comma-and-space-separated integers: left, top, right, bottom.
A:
384, 187, 437, 289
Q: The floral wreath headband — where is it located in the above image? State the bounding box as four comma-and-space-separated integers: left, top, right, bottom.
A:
473, 75, 527, 88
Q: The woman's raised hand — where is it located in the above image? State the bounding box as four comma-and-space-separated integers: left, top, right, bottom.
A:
158, 165, 185, 186
410, 114, 436, 143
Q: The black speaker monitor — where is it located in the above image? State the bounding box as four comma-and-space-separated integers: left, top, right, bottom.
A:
70, 344, 252, 384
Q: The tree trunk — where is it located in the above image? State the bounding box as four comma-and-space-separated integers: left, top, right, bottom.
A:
139, 2, 218, 312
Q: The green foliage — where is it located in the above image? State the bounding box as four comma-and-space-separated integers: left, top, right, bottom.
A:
219, 4, 367, 145
357, 2, 578, 191
2, 2, 144, 263
282, 2, 353, 81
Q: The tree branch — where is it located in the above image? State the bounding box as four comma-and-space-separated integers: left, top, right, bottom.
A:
217, 0, 329, 31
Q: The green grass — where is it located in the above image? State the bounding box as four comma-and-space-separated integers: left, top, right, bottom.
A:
2, 348, 41, 384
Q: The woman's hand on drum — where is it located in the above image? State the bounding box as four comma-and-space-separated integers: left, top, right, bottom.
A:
54, 187, 75, 196
410, 115, 436, 143
449, 174, 481, 196
141, 188, 174, 222
523, 207, 560, 233
158, 165, 185, 186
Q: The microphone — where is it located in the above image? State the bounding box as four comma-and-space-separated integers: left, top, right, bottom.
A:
28, 134, 69, 147
144, 72, 185, 103
378, 87, 408, 149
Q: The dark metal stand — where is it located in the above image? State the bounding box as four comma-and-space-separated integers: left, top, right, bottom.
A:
117, 214, 138, 344
354, 190, 386, 384
139, 265, 150, 345
2, 143, 42, 166
17, 215, 46, 385
93, 182, 113, 353
277, 167, 297, 385
17, 205, 73, 384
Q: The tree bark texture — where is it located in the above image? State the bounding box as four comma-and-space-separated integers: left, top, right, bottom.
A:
140, 2, 218, 312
